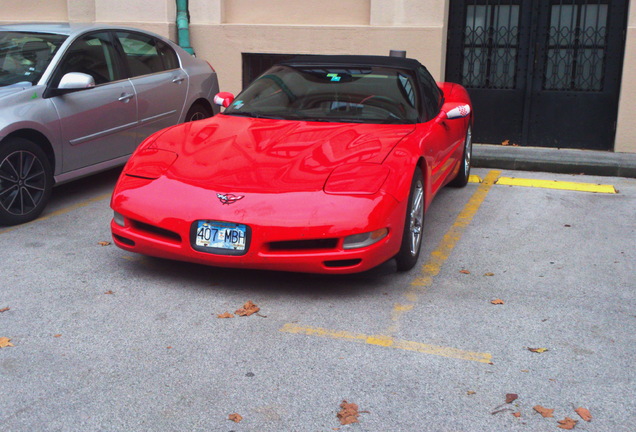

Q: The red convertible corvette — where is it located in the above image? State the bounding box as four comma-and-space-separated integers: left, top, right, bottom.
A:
110, 55, 472, 274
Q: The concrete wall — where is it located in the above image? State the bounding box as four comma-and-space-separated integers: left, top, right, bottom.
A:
615, 2, 636, 153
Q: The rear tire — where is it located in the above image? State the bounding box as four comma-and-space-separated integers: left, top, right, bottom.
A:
185, 102, 212, 122
449, 125, 472, 188
0, 137, 53, 226
395, 167, 424, 272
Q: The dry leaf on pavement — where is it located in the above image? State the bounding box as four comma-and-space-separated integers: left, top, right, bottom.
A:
0, 337, 14, 348
557, 417, 578, 429
235, 301, 260, 317
459, 270, 471, 274
533, 405, 554, 418
512, 412, 521, 417
502, 139, 510, 146
575, 407, 592, 422
505, 393, 518, 403
0, 307, 9, 313
528, 347, 549, 353
491, 299, 505, 305
337, 400, 360, 425
484, 272, 495, 276
228, 413, 242, 423
217, 312, 234, 318
98, 241, 111, 246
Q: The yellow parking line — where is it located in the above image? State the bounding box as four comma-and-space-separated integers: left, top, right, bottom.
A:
468, 174, 482, 183
280, 323, 492, 363
495, 177, 616, 194
0, 192, 112, 235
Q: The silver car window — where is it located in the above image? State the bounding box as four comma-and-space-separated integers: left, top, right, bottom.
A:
115, 32, 178, 77
52, 31, 122, 86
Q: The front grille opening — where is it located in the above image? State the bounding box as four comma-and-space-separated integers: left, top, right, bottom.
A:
131, 220, 181, 243
113, 234, 135, 247
324, 259, 362, 268
268, 238, 339, 251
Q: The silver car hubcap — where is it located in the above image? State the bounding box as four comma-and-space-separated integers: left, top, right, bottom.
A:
0, 150, 46, 216
189, 111, 206, 121
464, 127, 472, 173
409, 180, 424, 255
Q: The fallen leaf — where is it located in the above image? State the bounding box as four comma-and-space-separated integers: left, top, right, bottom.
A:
0, 337, 14, 348
512, 412, 521, 418
491, 299, 505, 305
459, 270, 471, 274
166, 346, 172, 349
528, 347, 549, 353
53, 334, 62, 338
557, 417, 578, 429
502, 139, 510, 146
235, 301, 260, 317
337, 400, 360, 425
105, 290, 114, 295
575, 407, 592, 422
467, 390, 476, 395
521, 369, 529, 373
533, 405, 554, 418
0, 307, 9, 313
484, 272, 495, 276
217, 312, 234, 319
98, 241, 111, 246
505, 393, 518, 403
228, 413, 242, 423
564, 224, 572, 227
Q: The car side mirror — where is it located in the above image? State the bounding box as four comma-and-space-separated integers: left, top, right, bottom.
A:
58, 72, 95, 90
44, 72, 95, 98
435, 103, 471, 123
214, 92, 235, 108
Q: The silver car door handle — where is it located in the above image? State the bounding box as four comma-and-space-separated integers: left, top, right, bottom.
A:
172, 76, 185, 84
118, 93, 134, 102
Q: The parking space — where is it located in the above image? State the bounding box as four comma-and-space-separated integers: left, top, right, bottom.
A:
1, 168, 634, 431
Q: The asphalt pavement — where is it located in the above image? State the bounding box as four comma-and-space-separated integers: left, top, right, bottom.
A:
473, 144, 636, 178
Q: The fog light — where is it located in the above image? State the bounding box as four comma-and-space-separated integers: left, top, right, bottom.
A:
113, 211, 126, 227
343, 228, 388, 250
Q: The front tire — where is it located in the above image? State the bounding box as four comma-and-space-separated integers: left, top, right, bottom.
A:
0, 137, 53, 226
395, 167, 424, 272
185, 102, 212, 122
449, 125, 472, 188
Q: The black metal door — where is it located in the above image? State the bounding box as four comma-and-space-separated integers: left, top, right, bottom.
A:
446, 0, 628, 150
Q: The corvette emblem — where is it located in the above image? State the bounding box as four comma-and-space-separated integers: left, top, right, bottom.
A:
217, 193, 244, 205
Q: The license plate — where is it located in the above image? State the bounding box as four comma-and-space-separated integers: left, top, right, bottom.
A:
195, 221, 247, 251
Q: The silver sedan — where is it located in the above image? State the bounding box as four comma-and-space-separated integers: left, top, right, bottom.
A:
0, 23, 220, 225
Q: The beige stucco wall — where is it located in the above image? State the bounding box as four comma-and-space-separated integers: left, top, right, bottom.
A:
615, 2, 636, 153
0, 0, 68, 21
224, 0, 370, 25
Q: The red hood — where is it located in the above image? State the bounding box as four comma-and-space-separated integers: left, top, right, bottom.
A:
151, 115, 414, 193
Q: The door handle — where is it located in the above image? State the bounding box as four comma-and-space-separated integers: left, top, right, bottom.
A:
118, 93, 134, 102
172, 76, 185, 84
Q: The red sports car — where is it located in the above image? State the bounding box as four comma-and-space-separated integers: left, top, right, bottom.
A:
110, 55, 472, 274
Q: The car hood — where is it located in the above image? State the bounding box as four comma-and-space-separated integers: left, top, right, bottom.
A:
0, 84, 35, 100
149, 114, 415, 193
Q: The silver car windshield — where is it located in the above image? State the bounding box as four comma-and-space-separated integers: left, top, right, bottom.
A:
0, 31, 67, 87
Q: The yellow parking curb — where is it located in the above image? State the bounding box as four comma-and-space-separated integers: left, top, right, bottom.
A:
495, 177, 617, 194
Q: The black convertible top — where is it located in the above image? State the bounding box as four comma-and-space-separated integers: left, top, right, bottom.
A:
278, 54, 427, 73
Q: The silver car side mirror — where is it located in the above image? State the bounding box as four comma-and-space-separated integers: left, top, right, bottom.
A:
58, 72, 95, 90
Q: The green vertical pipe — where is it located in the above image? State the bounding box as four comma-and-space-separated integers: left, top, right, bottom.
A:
176, 0, 194, 55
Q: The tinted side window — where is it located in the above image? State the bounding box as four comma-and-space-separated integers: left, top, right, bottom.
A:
116, 32, 170, 77
53, 32, 121, 85
157, 41, 179, 70
417, 67, 443, 121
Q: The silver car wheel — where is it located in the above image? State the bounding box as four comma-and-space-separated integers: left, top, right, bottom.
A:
409, 178, 424, 255
464, 126, 472, 173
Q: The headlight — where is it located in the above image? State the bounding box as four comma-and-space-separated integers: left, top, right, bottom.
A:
343, 228, 388, 249
113, 211, 126, 227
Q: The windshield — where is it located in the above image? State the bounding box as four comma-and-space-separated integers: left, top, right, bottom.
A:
225, 65, 421, 124
0, 31, 67, 87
